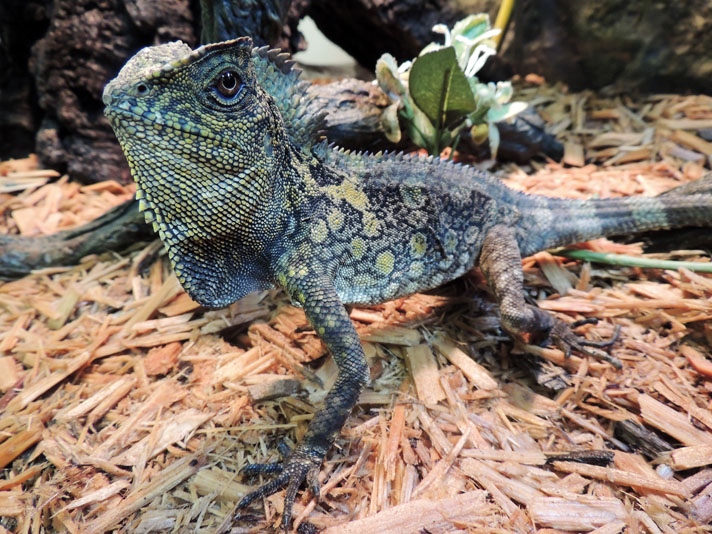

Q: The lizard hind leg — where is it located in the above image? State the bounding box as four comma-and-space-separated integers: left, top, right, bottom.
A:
479, 225, 622, 368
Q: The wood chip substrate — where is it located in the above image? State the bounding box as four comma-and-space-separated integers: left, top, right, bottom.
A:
1, 90, 712, 534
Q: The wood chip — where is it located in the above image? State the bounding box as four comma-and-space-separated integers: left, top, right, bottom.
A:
92, 380, 187, 459
432, 337, 497, 390
563, 141, 585, 167
671, 445, 712, 469
502, 383, 559, 417
461, 458, 545, 505
529, 496, 626, 530
112, 409, 212, 465
681, 344, 712, 377
122, 274, 181, 331
143, 341, 182, 375
0, 492, 24, 516
535, 251, 575, 295
638, 394, 712, 446
461, 448, 547, 465
59, 479, 131, 512
247, 378, 301, 402
0, 424, 43, 470
670, 129, 712, 156
55, 376, 137, 423
190, 467, 251, 502
321, 490, 489, 534
551, 460, 689, 497
360, 325, 422, 346
658, 118, 712, 129
8, 352, 92, 410
403, 345, 446, 404
0, 357, 21, 392
589, 131, 647, 147
83, 454, 204, 533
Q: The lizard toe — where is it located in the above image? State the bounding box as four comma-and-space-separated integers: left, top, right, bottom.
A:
241, 460, 285, 477
549, 320, 622, 368
236, 448, 324, 532
236, 469, 291, 511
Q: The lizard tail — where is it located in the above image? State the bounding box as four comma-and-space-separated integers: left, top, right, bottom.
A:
516, 193, 712, 256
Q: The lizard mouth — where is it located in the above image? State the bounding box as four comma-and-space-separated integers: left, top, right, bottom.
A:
105, 105, 240, 150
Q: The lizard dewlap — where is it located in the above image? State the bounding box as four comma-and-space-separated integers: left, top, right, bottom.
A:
104, 37, 712, 531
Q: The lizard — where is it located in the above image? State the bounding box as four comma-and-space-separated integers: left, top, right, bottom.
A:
102, 37, 712, 531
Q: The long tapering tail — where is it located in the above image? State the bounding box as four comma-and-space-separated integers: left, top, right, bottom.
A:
516, 193, 712, 256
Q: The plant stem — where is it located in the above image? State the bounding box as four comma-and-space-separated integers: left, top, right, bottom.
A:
493, 0, 515, 49
557, 249, 712, 273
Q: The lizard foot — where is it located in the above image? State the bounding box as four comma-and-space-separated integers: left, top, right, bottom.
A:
236, 446, 323, 532
549, 319, 622, 368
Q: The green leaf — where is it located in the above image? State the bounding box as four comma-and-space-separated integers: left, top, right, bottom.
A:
375, 53, 407, 99
557, 249, 712, 273
488, 123, 500, 157
381, 102, 402, 143
451, 14, 490, 41
487, 101, 528, 123
403, 103, 437, 153
409, 48, 476, 126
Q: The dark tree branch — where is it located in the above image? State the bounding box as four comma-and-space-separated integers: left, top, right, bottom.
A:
0, 199, 151, 279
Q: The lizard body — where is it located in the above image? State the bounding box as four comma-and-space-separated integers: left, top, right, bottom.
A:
103, 38, 712, 530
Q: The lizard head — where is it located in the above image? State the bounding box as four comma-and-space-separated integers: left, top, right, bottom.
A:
103, 38, 288, 306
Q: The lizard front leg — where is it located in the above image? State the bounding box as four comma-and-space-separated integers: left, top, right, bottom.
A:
479, 225, 621, 368
235, 258, 370, 531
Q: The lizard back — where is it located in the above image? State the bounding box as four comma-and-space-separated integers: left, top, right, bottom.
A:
305, 146, 522, 305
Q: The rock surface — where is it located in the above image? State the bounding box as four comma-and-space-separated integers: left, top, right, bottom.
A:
507, 0, 712, 92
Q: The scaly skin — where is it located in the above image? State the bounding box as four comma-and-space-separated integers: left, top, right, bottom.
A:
103, 37, 712, 530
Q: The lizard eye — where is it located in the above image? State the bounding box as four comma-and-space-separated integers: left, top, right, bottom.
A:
214, 70, 242, 99
135, 82, 150, 96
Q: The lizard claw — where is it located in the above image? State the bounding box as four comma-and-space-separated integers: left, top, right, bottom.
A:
236, 447, 323, 532
549, 320, 622, 368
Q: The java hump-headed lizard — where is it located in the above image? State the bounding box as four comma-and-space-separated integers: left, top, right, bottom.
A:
103, 38, 712, 530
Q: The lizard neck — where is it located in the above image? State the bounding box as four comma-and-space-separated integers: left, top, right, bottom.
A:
122, 92, 304, 307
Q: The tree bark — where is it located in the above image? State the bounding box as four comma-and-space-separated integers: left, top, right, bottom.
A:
28, 0, 199, 184
200, 0, 308, 50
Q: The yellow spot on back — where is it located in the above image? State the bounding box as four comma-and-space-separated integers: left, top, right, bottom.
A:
351, 237, 365, 260
376, 251, 395, 275
363, 214, 380, 237
327, 209, 344, 231
401, 185, 425, 208
311, 219, 328, 243
326, 180, 368, 211
410, 233, 427, 258
410, 261, 424, 277
444, 230, 458, 253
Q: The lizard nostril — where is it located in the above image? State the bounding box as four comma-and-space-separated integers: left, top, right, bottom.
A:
136, 83, 149, 96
